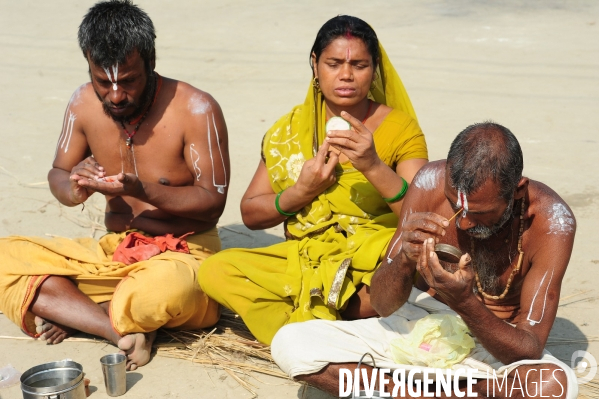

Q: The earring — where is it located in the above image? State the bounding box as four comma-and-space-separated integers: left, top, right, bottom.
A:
312, 77, 320, 91
370, 72, 378, 90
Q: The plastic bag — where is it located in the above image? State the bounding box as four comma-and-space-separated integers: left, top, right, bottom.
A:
0, 364, 21, 389
390, 314, 475, 369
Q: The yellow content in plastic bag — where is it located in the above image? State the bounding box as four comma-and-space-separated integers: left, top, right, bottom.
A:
390, 314, 475, 368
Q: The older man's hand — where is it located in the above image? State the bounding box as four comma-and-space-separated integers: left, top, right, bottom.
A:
417, 237, 475, 309
400, 212, 449, 263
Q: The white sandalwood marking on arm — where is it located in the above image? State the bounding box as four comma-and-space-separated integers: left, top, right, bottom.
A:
547, 203, 574, 235
190, 144, 202, 181
526, 269, 554, 326
188, 94, 211, 115
386, 208, 412, 264
207, 113, 227, 194
59, 111, 76, 153
413, 168, 439, 191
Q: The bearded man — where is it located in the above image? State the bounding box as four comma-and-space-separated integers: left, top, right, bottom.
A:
271, 122, 578, 398
0, 0, 229, 370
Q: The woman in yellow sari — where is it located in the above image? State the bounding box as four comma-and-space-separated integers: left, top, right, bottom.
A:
199, 15, 428, 344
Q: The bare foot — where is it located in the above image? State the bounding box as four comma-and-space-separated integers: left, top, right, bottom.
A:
34, 316, 76, 344
117, 331, 157, 371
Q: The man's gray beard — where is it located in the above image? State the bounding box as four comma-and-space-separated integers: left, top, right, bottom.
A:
472, 243, 501, 295
470, 199, 517, 295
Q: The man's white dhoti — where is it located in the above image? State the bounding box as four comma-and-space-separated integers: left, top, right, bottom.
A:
271, 288, 578, 399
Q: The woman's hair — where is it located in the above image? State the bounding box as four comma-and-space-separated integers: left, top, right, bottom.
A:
309, 15, 380, 70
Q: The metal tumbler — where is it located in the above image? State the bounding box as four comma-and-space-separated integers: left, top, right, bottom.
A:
100, 353, 126, 396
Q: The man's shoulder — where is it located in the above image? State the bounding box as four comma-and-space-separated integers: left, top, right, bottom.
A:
528, 179, 576, 237
66, 82, 96, 110
163, 78, 221, 116
411, 160, 446, 192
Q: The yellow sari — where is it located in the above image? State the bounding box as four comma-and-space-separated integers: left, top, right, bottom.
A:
199, 44, 427, 344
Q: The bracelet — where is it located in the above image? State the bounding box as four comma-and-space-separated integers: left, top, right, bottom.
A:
275, 189, 298, 217
383, 177, 409, 203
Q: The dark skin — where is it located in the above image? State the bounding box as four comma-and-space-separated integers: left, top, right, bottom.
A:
298, 160, 574, 398
240, 36, 426, 319
50, 50, 229, 235
33, 50, 229, 370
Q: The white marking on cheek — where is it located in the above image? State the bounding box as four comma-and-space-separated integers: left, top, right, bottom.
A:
413, 168, 439, 191
527, 269, 554, 326
190, 144, 202, 181
547, 203, 574, 235
188, 95, 211, 115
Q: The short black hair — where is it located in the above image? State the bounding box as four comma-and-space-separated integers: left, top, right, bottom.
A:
78, 0, 155, 68
447, 121, 524, 200
309, 15, 380, 70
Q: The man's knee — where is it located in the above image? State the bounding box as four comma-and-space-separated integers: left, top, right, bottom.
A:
128, 261, 197, 304
510, 364, 568, 398
271, 322, 320, 377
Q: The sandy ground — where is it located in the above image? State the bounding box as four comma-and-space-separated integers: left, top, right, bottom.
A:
1, 1, 598, 398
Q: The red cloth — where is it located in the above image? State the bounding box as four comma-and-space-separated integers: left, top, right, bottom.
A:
112, 232, 193, 265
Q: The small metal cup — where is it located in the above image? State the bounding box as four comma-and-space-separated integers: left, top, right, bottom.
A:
434, 243, 463, 263
100, 353, 126, 397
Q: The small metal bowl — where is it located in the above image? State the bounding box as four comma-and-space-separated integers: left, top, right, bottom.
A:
434, 243, 463, 263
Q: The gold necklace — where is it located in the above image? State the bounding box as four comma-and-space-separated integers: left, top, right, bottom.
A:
472, 198, 525, 300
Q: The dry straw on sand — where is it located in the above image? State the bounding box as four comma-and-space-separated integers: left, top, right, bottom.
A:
154, 309, 291, 396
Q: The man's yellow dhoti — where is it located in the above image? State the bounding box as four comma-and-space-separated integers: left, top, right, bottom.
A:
0, 229, 220, 337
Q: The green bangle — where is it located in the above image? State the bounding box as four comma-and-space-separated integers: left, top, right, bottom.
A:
275, 189, 298, 217
383, 178, 409, 203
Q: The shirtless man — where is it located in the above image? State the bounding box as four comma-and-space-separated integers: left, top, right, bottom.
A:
0, 0, 229, 370
271, 122, 578, 398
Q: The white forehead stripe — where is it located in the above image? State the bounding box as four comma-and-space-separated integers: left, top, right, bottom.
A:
102, 63, 119, 91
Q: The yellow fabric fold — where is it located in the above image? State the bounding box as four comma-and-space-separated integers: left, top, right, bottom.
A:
0, 229, 221, 337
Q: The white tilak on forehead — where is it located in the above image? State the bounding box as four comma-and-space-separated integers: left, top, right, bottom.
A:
457, 188, 468, 217
102, 63, 119, 91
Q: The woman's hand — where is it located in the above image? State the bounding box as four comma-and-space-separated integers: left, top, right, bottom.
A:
294, 141, 339, 199
325, 110, 381, 173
